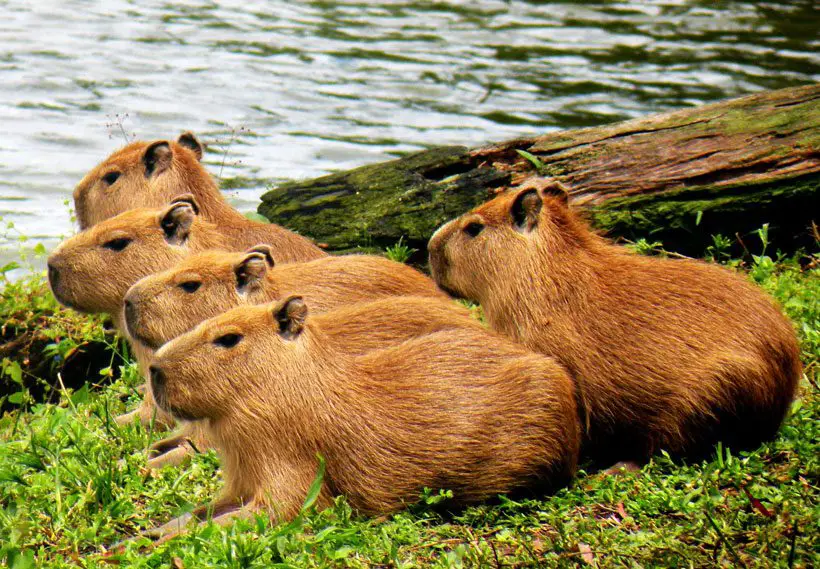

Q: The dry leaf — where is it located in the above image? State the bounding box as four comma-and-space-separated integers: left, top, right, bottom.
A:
577, 542, 595, 565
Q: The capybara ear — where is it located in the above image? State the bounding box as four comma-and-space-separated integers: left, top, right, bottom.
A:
245, 244, 275, 267
169, 193, 200, 214
160, 199, 198, 245
235, 252, 270, 291
143, 141, 173, 178
272, 295, 307, 340
511, 189, 542, 232
177, 132, 204, 161
534, 179, 570, 204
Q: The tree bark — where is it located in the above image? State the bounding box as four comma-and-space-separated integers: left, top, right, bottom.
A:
259, 84, 819, 257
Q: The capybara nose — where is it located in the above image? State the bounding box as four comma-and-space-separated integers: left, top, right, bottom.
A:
47, 262, 59, 286
149, 365, 165, 392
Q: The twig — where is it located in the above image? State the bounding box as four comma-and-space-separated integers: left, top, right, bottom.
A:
489, 540, 502, 569
704, 510, 747, 568
735, 232, 751, 260
218, 127, 238, 180
787, 525, 798, 568
56, 372, 80, 415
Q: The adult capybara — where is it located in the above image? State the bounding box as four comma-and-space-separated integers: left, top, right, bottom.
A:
428, 179, 801, 465
124, 245, 447, 350
144, 296, 579, 539
73, 132, 325, 262
48, 195, 315, 428
123, 245, 448, 467
48, 196, 219, 428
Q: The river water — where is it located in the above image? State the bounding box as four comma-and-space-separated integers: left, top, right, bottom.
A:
0, 0, 817, 271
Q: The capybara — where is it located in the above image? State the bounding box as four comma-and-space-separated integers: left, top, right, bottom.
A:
123, 245, 448, 467
124, 245, 447, 350
428, 179, 801, 465
144, 295, 579, 539
72, 132, 325, 262
47, 195, 317, 428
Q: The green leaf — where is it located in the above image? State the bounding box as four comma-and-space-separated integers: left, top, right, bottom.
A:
0, 261, 20, 274
515, 149, 544, 172
6, 361, 23, 386
8, 391, 24, 404
71, 384, 90, 405
300, 453, 326, 512
332, 546, 354, 560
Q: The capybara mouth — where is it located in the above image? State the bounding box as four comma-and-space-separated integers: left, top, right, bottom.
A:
124, 303, 162, 350
132, 329, 162, 351
125, 317, 162, 352
48, 285, 85, 313
149, 364, 202, 422
435, 281, 467, 300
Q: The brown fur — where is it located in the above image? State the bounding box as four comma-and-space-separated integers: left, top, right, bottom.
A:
73, 132, 325, 262
123, 247, 447, 467
428, 180, 802, 464
124, 247, 447, 350
147, 296, 579, 533
46, 196, 307, 428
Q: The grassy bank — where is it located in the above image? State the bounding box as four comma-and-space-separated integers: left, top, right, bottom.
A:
0, 245, 817, 568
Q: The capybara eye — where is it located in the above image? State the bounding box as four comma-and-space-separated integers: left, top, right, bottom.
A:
214, 333, 242, 348
102, 237, 132, 252
102, 171, 121, 185
463, 222, 484, 238
179, 281, 201, 293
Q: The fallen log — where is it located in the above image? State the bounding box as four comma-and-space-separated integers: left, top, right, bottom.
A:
258, 84, 819, 257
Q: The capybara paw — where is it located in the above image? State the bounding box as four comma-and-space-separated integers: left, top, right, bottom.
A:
114, 407, 175, 430
114, 408, 142, 427
146, 444, 194, 470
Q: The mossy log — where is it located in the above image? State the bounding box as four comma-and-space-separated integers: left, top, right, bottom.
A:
259, 84, 819, 257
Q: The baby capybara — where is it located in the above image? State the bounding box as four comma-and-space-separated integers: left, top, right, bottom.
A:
123, 245, 448, 467
145, 296, 580, 539
428, 179, 801, 465
73, 132, 324, 261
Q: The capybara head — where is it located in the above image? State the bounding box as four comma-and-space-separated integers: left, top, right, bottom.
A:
73, 132, 206, 230
47, 195, 223, 314
150, 296, 308, 422
124, 245, 276, 349
428, 180, 581, 303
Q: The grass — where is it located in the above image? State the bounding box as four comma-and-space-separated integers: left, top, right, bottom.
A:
0, 242, 817, 568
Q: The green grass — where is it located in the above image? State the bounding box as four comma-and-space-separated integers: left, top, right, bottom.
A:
0, 249, 817, 568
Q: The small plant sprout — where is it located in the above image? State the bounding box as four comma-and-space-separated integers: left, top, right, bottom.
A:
706, 233, 733, 263
515, 149, 546, 173
385, 236, 417, 264
104, 112, 136, 144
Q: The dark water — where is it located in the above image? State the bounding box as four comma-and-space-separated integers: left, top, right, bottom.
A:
0, 0, 818, 270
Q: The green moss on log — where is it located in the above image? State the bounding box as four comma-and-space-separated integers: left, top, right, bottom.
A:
587, 174, 819, 252
259, 147, 511, 253
259, 85, 819, 256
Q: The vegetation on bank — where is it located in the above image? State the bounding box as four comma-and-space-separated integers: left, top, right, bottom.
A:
0, 232, 817, 568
